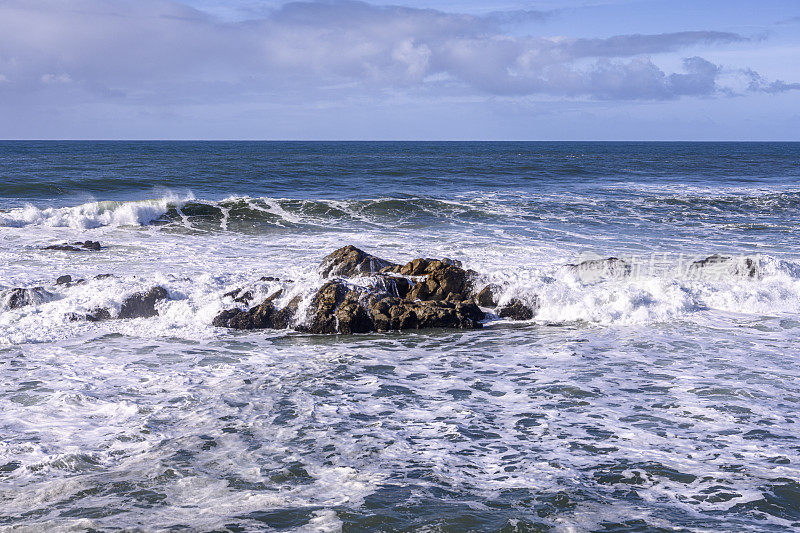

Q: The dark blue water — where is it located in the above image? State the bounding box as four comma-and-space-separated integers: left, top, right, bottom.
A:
1, 141, 798, 205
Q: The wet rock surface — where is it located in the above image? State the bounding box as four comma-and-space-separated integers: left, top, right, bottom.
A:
118, 287, 169, 319
44, 240, 102, 252
475, 284, 500, 307
72, 286, 170, 322
320, 245, 397, 278
497, 298, 537, 321
213, 291, 299, 330
215, 246, 494, 334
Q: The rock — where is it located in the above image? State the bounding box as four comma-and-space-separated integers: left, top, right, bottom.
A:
86, 308, 112, 322
320, 245, 397, 278
298, 281, 484, 334
497, 298, 537, 320
689, 254, 759, 278
95, 274, 116, 280
56, 275, 73, 285
223, 288, 255, 304
5, 287, 53, 309
334, 292, 374, 334
567, 257, 631, 281
118, 286, 169, 319
214, 248, 489, 334
408, 264, 468, 301
44, 241, 102, 252
368, 274, 411, 299
213, 292, 299, 330
475, 284, 500, 307
302, 280, 352, 333
381, 257, 472, 302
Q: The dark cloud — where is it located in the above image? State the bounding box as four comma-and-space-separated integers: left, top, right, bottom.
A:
0, 0, 795, 106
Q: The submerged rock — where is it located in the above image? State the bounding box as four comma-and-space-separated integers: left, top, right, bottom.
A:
118, 286, 169, 319
213, 291, 299, 330
5, 287, 53, 309
320, 245, 398, 278
44, 240, 102, 252
567, 257, 631, 281
689, 254, 759, 278
223, 288, 255, 305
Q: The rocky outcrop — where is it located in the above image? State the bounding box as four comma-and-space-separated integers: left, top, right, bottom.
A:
689, 254, 759, 278
320, 245, 397, 278
368, 294, 484, 331
215, 246, 493, 334
223, 288, 255, 305
44, 241, 102, 252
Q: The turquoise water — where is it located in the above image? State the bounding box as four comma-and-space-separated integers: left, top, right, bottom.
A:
1, 142, 799, 531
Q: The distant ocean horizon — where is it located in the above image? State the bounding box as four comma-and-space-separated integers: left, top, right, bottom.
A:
2, 141, 799, 531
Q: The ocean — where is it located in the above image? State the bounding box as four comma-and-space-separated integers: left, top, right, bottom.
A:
1, 141, 799, 532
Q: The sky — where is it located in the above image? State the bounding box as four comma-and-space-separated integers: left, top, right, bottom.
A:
0, 0, 799, 140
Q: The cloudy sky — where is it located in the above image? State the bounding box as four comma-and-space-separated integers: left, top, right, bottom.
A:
0, 0, 798, 139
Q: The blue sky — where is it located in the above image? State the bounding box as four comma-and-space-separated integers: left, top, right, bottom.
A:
0, 0, 798, 140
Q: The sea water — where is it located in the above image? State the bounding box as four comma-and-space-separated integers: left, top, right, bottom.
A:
1, 141, 799, 531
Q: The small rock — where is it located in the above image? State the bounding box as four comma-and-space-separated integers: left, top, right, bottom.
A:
213, 293, 299, 330
475, 284, 500, 307
44, 241, 103, 252
56, 275, 73, 285
497, 298, 536, 320
86, 308, 112, 322
118, 286, 169, 319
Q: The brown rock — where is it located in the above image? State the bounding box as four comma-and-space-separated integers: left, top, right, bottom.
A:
319, 245, 397, 278
497, 298, 537, 321
475, 284, 500, 307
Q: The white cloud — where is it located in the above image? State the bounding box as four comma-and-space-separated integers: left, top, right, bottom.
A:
0, 0, 795, 106
40, 73, 72, 84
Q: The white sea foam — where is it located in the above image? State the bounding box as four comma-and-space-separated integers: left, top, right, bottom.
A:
2, 194, 799, 530
0, 194, 193, 229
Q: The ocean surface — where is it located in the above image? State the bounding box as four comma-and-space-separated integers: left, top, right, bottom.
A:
1, 141, 799, 532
